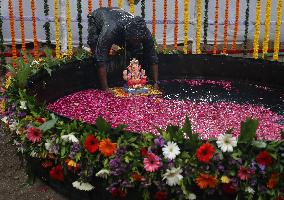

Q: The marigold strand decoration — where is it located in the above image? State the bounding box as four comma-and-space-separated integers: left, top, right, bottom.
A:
0, 0, 5, 66
129, 0, 135, 14
8, 0, 17, 67
273, 0, 283, 61
108, 0, 112, 7
118, 0, 122, 8
162, 0, 168, 50
173, 0, 178, 50
66, 0, 73, 56
54, 0, 61, 58
43, 0, 51, 47
243, 0, 250, 55
77, 0, 83, 48
31, 0, 39, 59
203, 0, 209, 52
253, 0, 261, 59
213, 0, 219, 55
152, 0, 156, 38
18, 0, 27, 62
222, 0, 229, 54
232, 0, 240, 50
262, 0, 272, 58
141, 0, 145, 19
88, 0, 92, 15
99, 0, 102, 8
195, 0, 202, 54
183, 0, 189, 54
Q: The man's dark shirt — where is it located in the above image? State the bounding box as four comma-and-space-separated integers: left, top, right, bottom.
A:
88, 7, 158, 65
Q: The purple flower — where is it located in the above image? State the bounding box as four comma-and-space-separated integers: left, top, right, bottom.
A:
69, 143, 81, 159
109, 157, 126, 176
154, 136, 165, 147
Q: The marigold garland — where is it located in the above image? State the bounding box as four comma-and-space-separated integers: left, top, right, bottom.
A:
195, 0, 202, 54
31, 0, 39, 59
108, 0, 112, 8
203, 0, 209, 52
0, 0, 5, 67
152, 0, 156, 38
43, 0, 51, 47
232, 0, 240, 50
173, 0, 178, 50
183, 0, 189, 54
66, 0, 73, 56
253, 0, 261, 59
162, 0, 168, 50
54, 0, 61, 58
141, 0, 145, 19
213, 0, 219, 55
273, 0, 283, 61
262, 0, 272, 58
243, 0, 250, 55
88, 0, 92, 15
118, 0, 122, 8
8, 0, 17, 67
18, 0, 26, 62
129, 0, 135, 14
222, 0, 229, 54
77, 0, 83, 48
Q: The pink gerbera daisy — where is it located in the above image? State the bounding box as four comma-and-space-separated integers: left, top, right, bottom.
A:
143, 153, 160, 172
237, 166, 255, 180
27, 127, 42, 143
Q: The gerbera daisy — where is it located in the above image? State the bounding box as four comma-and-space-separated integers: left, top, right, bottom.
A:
267, 173, 279, 189
61, 133, 79, 143
49, 164, 64, 182
162, 167, 183, 186
216, 134, 237, 152
237, 166, 255, 180
196, 143, 215, 163
256, 150, 273, 166
195, 173, 217, 189
162, 141, 180, 160
84, 135, 99, 154
96, 169, 110, 179
143, 153, 160, 172
72, 181, 94, 191
99, 138, 117, 157
27, 127, 42, 143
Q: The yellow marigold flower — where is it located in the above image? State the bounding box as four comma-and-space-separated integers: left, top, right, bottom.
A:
5, 76, 12, 89
67, 160, 77, 168
221, 175, 230, 183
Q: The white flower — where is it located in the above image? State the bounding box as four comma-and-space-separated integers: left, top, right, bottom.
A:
162, 141, 180, 160
162, 167, 183, 186
61, 133, 79, 143
19, 101, 27, 110
31, 60, 39, 65
187, 193, 196, 200
245, 186, 255, 194
9, 121, 18, 131
216, 134, 237, 152
30, 150, 38, 157
72, 181, 94, 191
45, 139, 52, 151
96, 169, 110, 179
1, 116, 8, 124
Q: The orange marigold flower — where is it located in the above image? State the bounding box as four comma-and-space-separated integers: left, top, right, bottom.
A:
195, 173, 217, 189
267, 173, 279, 189
99, 138, 117, 157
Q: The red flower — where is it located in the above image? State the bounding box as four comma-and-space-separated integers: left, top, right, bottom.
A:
196, 143, 215, 163
237, 166, 255, 180
27, 127, 42, 143
84, 135, 99, 154
111, 188, 126, 198
222, 183, 237, 195
49, 164, 64, 182
140, 147, 148, 157
132, 172, 143, 182
276, 197, 284, 200
36, 117, 46, 124
155, 191, 167, 200
267, 173, 279, 189
256, 150, 273, 166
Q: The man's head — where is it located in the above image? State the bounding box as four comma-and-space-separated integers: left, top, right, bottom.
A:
125, 16, 147, 46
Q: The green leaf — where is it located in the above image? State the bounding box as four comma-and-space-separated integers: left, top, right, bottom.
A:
252, 140, 267, 148
238, 118, 259, 144
38, 118, 58, 132
182, 116, 192, 137
61, 147, 66, 157
96, 116, 111, 133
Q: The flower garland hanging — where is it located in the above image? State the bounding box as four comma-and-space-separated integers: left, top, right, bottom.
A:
262, 0, 272, 58
43, 0, 51, 47
243, 0, 250, 55
77, 0, 83, 48
232, 0, 240, 50
8, 0, 17, 67
222, 0, 229, 54
31, 0, 39, 59
162, 0, 168, 50
0, 0, 5, 66
213, 0, 219, 54
88, 0, 92, 15
174, 0, 178, 50
152, 0, 156, 38
18, 0, 27, 62
54, 0, 61, 58
129, 0, 135, 14
203, 0, 209, 52
141, 0, 145, 19
195, 0, 202, 54
183, 0, 189, 54
118, 0, 122, 8
99, 0, 102, 8
253, 0, 261, 59
108, 0, 112, 8
66, 0, 73, 56
273, 0, 283, 61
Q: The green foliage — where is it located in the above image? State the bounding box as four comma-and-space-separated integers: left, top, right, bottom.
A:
238, 118, 259, 143
38, 118, 58, 132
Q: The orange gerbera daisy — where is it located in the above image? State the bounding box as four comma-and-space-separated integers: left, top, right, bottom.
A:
99, 138, 117, 157
195, 173, 217, 189
267, 173, 279, 189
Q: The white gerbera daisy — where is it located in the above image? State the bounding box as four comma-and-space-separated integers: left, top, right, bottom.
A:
19, 101, 27, 110
162, 167, 183, 186
96, 169, 110, 179
216, 134, 237, 152
72, 181, 94, 191
188, 193, 197, 200
162, 141, 180, 160
61, 133, 79, 143
245, 186, 255, 194
1, 116, 8, 124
